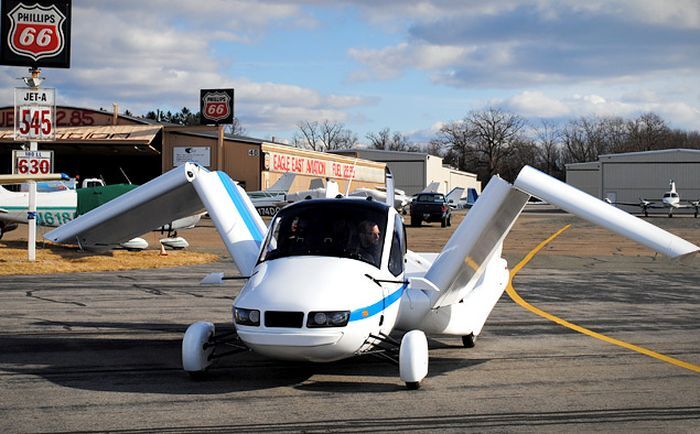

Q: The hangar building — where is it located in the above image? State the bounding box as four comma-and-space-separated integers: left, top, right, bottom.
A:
329, 149, 481, 196
0, 106, 385, 193
566, 148, 700, 214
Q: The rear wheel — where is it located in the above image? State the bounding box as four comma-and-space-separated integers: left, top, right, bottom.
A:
461, 333, 477, 348
411, 216, 420, 227
441, 216, 447, 228
447, 215, 452, 227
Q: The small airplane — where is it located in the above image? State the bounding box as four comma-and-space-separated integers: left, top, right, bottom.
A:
0, 176, 203, 249
606, 180, 700, 218
44, 163, 698, 389
348, 185, 410, 212
248, 173, 296, 217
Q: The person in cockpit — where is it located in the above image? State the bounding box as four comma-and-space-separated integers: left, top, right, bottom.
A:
357, 220, 381, 265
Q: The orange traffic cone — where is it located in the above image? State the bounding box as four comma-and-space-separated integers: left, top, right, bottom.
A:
160, 243, 168, 256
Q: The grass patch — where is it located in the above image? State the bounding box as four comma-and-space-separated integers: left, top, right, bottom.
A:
0, 240, 219, 276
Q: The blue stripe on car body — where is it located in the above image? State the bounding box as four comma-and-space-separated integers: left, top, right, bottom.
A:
349, 282, 407, 322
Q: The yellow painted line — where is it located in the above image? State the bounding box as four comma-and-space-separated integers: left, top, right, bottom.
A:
507, 224, 700, 374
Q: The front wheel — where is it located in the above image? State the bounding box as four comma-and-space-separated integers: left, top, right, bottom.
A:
399, 330, 429, 389
182, 321, 215, 376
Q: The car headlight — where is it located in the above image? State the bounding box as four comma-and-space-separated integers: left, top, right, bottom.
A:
307, 311, 350, 328
234, 307, 260, 326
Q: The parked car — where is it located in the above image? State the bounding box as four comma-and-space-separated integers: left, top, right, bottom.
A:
409, 192, 452, 227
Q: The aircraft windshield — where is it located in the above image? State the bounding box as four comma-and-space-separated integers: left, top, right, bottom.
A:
259, 202, 388, 268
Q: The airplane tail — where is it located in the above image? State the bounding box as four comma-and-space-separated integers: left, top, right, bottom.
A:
385, 168, 395, 208
445, 187, 464, 206
45, 163, 266, 275
466, 188, 479, 206
268, 172, 296, 192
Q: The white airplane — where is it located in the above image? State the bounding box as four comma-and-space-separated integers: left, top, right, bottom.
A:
248, 173, 296, 217
445, 187, 464, 209
0, 178, 203, 249
348, 185, 410, 212
607, 180, 700, 218
44, 163, 698, 389
0, 178, 77, 239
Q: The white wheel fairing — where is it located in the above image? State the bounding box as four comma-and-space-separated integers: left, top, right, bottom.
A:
182, 321, 215, 372
399, 330, 428, 384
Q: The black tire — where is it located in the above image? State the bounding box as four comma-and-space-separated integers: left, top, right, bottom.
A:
461, 333, 477, 348
411, 217, 420, 227
188, 370, 209, 381
441, 217, 447, 228
405, 381, 421, 390
447, 215, 452, 227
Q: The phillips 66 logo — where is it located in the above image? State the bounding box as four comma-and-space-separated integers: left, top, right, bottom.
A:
199, 88, 234, 125
0, 1, 72, 68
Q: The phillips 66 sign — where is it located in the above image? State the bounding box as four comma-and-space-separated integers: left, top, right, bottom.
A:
199, 88, 234, 125
0, 0, 71, 68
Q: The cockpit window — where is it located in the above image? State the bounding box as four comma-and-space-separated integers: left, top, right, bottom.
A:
258, 202, 388, 268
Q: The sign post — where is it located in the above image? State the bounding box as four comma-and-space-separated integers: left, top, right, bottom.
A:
0, 0, 71, 262
13, 69, 56, 261
199, 88, 234, 171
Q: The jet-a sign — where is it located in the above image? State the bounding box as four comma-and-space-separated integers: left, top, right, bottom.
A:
0, 0, 72, 68
199, 88, 234, 125
14, 87, 56, 141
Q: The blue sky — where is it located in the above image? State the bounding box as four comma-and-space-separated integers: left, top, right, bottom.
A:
1, 0, 698, 144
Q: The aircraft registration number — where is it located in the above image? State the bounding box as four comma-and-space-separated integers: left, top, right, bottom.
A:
36, 211, 75, 227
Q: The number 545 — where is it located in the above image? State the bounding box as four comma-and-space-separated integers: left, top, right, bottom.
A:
18, 108, 52, 136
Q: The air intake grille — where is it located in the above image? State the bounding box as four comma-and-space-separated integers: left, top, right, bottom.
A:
265, 311, 304, 328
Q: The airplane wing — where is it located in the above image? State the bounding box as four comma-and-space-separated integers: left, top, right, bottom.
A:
0, 173, 69, 184
420, 166, 699, 309
45, 163, 267, 275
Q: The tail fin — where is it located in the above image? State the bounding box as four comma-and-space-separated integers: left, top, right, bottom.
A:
268, 172, 296, 192
385, 168, 395, 207
445, 187, 464, 206
421, 181, 441, 193
424, 176, 530, 308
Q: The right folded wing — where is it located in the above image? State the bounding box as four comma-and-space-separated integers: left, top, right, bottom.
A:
45, 163, 267, 275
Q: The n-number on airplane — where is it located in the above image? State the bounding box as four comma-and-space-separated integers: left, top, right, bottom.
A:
45, 164, 698, 389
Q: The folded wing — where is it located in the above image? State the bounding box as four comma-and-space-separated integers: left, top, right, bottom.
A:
45, 163, 267, 275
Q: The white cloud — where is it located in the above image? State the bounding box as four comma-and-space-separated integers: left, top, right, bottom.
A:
505, 91, 570, 117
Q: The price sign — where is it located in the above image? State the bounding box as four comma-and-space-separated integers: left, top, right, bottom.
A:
14, 87, 55, 141
12, 149, 54, 175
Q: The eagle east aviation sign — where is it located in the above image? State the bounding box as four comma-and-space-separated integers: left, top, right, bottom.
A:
0, 0, 72, 68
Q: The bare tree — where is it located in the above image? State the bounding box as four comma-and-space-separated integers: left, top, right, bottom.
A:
430, 118, 472, 172
366, 127, 418, 151
532, 119, 563, 179
466, 107, 526, 182
293, 120, 357, 151
626, 112, 670, 151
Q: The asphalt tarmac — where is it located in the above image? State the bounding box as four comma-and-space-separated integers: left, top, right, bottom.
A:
1, 214, 698, 432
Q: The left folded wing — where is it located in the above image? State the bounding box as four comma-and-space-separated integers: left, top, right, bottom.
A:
45, 163, 267, 275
